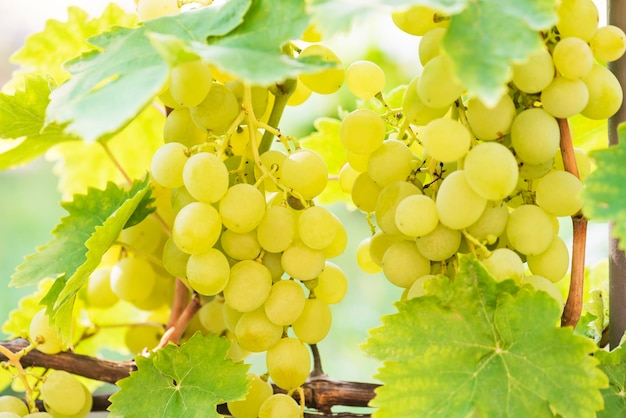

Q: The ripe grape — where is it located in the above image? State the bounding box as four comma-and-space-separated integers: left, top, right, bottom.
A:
527, 236, 570, 283
120, 215, 165, 255
264, 279, 306, 326
280, 149, 328, 200
590, 25, 626, 62
540, 77, 589, 118
110, 257, 156, 303
465, 95, 516, 141
187, 249, 230, 296
351, 172, 383, 213
356, 237, 383, 274
151, 142, 188, 189
197, 297, 227, 334
190, 82, 240, 134
298, 205, 338, 250
382, 240, 431, 288
463, 142, 518, 201
163, 107, 206, 147
287, 79, 312, 106
227, 373, 273, 418
183, 152, 229, 203
266, 338, 311, 390
298, 45, 344, 95
136, 0, 179, 21
257, 205, 297, 253
510, 108, 560, 165
375, 181, 422, 235
219, 183, 266, 233
418, 55, 464, 108
0, 396, 28, 417
281, 240, 325, 281
87, 267, 118, 308
338, 162, 359, 193
415, 223, 461, 261
345, 60, 385, 99
367, 139, 415, 187
407, 274, 437, 299
523, 275, 565, 307
169, 60, 213, 107
162, 238, 189, 279
220, 229, 261, 260
262, 251, 285, 281
314, 262, 348, 304
40, 371, 86, 416
224, 260, 272, 312
554, 148, 591, 181
435, 171, 487, 230
536, 170, 583, 216
403, 75, 449, 126
506, 205, 554, 255
581, 63, 623, 120
255, 149, 287, 192
339, 109, 385, 155
292, 298, 332, 344
395, 194, 439, 237
234, 308, 282, 352
258, 394, 300, 418
323, 220, 348, 258
511, 47, 555, 94
125, 324, 163, 354
421, 118, 471, 163
556, 0, 599, 41
369, 231, 404, 266
467, 201, 509, 245
418, 27, 446, 66
391, 5, 448, 36
172, 202, 222, 254
481, 248, 524, 283
29, 309, 63, 354
552, 37, 594, 80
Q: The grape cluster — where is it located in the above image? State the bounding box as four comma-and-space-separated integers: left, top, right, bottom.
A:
340, 1, 624, 306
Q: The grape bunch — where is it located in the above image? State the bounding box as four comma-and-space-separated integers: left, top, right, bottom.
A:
338, 1, 624, 306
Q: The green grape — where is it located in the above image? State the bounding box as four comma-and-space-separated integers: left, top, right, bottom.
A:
219, 183, 266, 233
40, 371, 86, 416
264, 279, 306, 326
511, 47, 555, 94
369, 231, 404, 266
391, 5, 448, 36
367, 139, 415, 187
228, 125, 250, 156
351, 172, 383, 213
224, 302, 243, 332
464, 142, 518, 201
280, 149, 328, 200
257, 205, 297, 253
402, 75, 449, 126
395, 194, 438, 237
281, 240, 325, 281
407, 274, 437, 299
136, 0, 179, 21
0, 396, 28, 416
183, 152, 229, 203
171, 185, 196, 215
540, 77, 589, 118
125, 324, 163, 354
581, 63, 624, 119
519, 158, 553, 181
436, 171, 487, 230
552, 37, 594, 80
554, 147, 591, 181
133, 272, 174, 311
287, 78, 312, 106
169, 60, 213, 107
121, 215, 165, 255
556, 0, 599, 41
43, 382, 92, 418
172, 202, 222, 254
527, 236, 569, 283
110, 257, 156, 303
29, 309, 62, 354
356, 237, 383, 274
465, 95, 516, 141
157, 87, 180, 110
536, 170, 583, 216
345, 60, 386, 99
481, 248, 524, 283
87, 267, 118, 308
0, 412, 21, 418
162, 238, 189, 279
298, 45, 344, 94
234, 308, 282, 352
255, 149, 287, 193
323, 220, 348, 259
590, 25, 626, 62
292, 298, 332, 344
227, 373, 273, 418
340, 109, 386, 155
224, 260, 272, 312
258, 394, 300, 418
339, 162, 360, 193
382, 240, 431, 288
314, 261, 348, 304
226, 81, 269, 117
418, 55, 464, 109
376, 181, 422, 235
266, 337, 311, 390
187, 249, 230, 296
416, 223, 461, 261
221, 229, 261, 260
190, 82, 240, 134
467, 201, 509, 245
262, 251, 285, 281
163, 107, 206, 147
510, 108, 560, 165
150, 142, 188, 189
522, 275, 565, 307
419, 27, 446, 66
506, 205, 554, 255
298, 205, 338, 250
197, 297, 227, 334
421, 118, 471, 162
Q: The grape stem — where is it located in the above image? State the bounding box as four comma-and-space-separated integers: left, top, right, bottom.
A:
166, 279, 190, 330
557, 118, 587, 328
259, 81, 294, 154
0, 343, 39, 412
158, 292, 201, 348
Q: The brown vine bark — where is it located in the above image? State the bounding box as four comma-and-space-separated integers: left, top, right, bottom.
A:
0, 339, 378, 416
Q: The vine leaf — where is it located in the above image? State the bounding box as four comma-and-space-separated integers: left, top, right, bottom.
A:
45, 0, 252, 142
0, 75, 80, 170
10, 4, 138, 84
109, 333, 250, 418
148, 0, 330, 86
583, 123, 626, 250
596, 343, 626, 417
10, 178, 154, 340
363, 257, 607, 418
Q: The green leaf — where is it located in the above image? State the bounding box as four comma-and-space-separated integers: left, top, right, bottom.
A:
11, 178, 153, 339
0, 75, 80, 170
46, 0, 252, 142
2, 280, 54, 339
10, 4, 139, 84
443, 0, 557, 106
363, 256, 607, 418
583, 123, 626, 250
596, 344, 626, 417
109, 333, 250, 418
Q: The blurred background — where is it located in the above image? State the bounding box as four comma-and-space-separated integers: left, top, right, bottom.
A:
0, 0, 612, 413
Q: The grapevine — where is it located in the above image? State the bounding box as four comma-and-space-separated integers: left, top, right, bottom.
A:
1, 1, 626, 418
